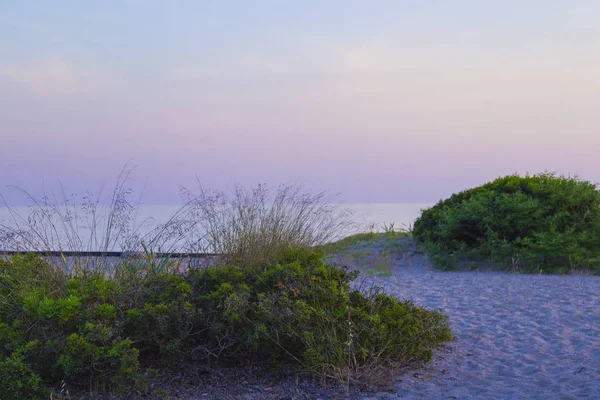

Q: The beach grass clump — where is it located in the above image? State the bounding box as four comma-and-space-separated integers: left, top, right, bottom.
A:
181, 182, 355, 267
413, 173, 600, 273
0, 163, 199, 271
0, 249, 452, 398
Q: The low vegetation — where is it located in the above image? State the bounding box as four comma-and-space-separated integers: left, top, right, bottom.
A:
318, 231, 409, 258
318, 226, 412, 278
0, 250, 452, 398
413, 173, 600, 273
0, 175, 452, 398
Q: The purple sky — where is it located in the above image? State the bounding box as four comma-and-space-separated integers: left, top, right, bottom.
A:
1, 1, 599, 205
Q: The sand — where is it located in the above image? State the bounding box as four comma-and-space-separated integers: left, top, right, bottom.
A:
358, 252, 600, 400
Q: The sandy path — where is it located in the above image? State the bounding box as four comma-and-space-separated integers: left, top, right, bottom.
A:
361, 254, 600, 400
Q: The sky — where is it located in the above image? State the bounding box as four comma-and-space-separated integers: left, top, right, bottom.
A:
1, 1, 599, 205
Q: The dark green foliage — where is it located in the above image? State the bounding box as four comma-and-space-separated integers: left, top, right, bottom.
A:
0, 255, 146, 398
413, 173, 600, 272
0, 250, 452, 395
0, 350, 44, 400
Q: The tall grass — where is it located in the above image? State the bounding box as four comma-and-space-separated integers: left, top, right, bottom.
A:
1, 167, 355, 271
0, 164, 198, 271
181, 181, 355, 266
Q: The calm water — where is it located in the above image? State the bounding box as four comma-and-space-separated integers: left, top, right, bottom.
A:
0, 203, 431, 251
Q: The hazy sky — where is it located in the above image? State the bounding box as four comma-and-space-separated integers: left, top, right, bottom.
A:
1, 1, 599, 204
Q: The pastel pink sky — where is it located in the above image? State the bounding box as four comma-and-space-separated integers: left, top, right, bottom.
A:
1, 1, 598, 204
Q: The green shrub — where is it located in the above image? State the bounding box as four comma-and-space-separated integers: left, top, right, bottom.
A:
179, 248, 452, 382
0, 256, 145, 395
0, 352, 46, 400
0, 250, 452, 395
413, 173, 600, 272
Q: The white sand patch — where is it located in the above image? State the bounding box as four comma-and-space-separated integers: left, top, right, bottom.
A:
364, 256, 600, 399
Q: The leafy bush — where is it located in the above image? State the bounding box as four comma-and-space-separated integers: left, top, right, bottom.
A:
0, 254, 146, 397
413, 173, 600, 272
0, 250, 452, 395
0, 351, 44, 400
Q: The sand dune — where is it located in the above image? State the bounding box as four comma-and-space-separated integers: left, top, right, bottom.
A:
362, 253, 600, 399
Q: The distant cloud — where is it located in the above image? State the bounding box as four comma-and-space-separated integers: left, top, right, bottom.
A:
0, 58, 114, 94
168, 66, 220, 81
167, 37, 340, 81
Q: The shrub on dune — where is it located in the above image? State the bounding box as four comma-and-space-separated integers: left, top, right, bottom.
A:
0, 250, 452, 398
413, 173, 600, 273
